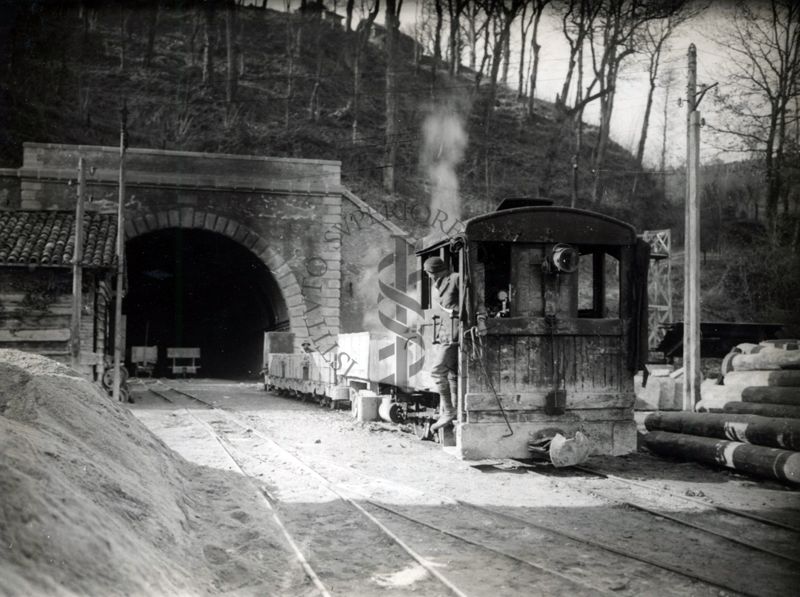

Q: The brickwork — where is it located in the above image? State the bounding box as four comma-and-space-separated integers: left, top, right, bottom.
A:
0, 143, 416, 358
338, 191, 412, 333
10, 143, 345, 351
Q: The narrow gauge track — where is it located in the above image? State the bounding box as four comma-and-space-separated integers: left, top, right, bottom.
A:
245, 436, 800, 597
291, 439, 800, 570
138, 374, 800, 546
574, 464, 800, 534
139, 383, 800, 597
515, 464, 800, 566
142, 383, 618, 596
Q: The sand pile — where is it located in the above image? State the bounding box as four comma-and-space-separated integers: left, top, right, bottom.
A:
0, 349, 310, 596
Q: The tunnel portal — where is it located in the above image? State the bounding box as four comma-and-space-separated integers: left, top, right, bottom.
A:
125, 228, 286, 380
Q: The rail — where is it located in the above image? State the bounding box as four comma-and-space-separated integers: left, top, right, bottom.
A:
134, 382, 800, 597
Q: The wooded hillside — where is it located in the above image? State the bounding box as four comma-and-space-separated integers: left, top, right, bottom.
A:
1, 1, 797, 331
0, 2, 669, 228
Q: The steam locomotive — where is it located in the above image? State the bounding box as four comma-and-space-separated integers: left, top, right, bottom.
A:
266, 198, 649, 460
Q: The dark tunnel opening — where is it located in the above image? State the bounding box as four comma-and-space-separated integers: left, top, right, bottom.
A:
125, 228, 287, 380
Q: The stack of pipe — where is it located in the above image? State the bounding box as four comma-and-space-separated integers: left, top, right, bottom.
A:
696, 340, 800, 417
643, 412, 800, 484
644, 340, 800, 484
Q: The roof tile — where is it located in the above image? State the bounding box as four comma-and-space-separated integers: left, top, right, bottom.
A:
0, 211, 117, 269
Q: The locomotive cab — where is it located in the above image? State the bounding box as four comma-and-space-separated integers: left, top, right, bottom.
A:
418, 205, 649, 460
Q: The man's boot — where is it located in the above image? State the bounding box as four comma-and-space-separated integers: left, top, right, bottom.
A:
431, 373, 458, 431
430, 412, 454, 432
431, 397, 455, 431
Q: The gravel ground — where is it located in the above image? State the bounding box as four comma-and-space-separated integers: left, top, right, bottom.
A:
128, 378, 800, 596
3, 350, 797, 597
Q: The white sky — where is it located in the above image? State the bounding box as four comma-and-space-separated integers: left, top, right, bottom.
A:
515, 4, 735, 168
270, 0, 742, 168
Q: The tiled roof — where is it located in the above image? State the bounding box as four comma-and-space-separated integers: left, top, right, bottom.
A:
0, 211, 117, 268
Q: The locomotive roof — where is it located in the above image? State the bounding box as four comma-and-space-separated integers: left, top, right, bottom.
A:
415, 206, 637, 253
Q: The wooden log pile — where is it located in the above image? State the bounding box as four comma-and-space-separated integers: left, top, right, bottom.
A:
644, 340, 800, 485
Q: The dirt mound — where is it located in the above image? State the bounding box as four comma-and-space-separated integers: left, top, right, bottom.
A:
0, 350, 308, 596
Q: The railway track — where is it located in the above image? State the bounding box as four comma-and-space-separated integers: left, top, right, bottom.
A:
141, 383, 614, 596
137, 382, 800, 597
574, 464, 800, 534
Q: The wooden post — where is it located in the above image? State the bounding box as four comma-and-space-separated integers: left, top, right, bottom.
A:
682, 44, 701, 411
457, 248, 465, 425
70, 158, 86, 369
112, 103, 127, 402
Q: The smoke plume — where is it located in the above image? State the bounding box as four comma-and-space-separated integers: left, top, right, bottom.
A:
421, 105, 468, 223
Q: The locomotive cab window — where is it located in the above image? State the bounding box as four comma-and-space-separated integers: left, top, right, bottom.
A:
577, 248, 620, 319
475, 242, 511, 318
472, 241, 621, 320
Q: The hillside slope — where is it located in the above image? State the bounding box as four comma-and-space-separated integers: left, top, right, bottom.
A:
0, 3, 670, 233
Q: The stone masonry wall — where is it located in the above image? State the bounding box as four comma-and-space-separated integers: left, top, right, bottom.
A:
14, 143, 344, 350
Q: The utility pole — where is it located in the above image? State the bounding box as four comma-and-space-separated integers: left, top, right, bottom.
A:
682, 44, 701, 411
70, 158, 86, 370
112, 102, 128, 402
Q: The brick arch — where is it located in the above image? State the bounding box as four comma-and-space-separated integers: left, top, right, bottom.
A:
125, 209, 308, 346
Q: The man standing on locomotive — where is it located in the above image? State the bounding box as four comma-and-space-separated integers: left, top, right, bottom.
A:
423, 257, 459, 432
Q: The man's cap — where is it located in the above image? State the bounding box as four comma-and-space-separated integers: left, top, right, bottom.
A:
424, 257, 448, 274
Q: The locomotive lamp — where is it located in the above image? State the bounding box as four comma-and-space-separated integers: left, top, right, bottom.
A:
545, 243, 579, 274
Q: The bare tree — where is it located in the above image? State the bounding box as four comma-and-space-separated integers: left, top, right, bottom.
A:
446, 0, 469, 76
308, 27, 323, 122
119, 6, 132, 71
351, 0, 380, 142
501, 22, 510, 85
416, 0, 444, 88
659, 68, 676, 190
463, 0, 486, 74
479, 5, 499, 92
409, 0, 438, 86
587, 0, 681, 204
517, 4, 533, 100
483, 0, 525, 127
635, 6, 700, 167
526, 0, 550, 118
478, 0, 525, 197
346, 0, 355, 31
189, 9, 201, 66
557, 0, 599, 108
225, 0, 238, 104
144, 1, 160, 68
284, 2, 301, 130
571, 25, 585, 206
710, 0, 800, 241
434, 0, 444, 69
384, 0, 403, 193
634, 19, 668, 167
202, 1, 217, 85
